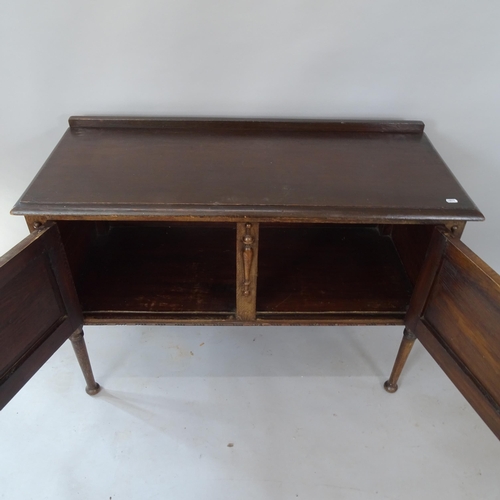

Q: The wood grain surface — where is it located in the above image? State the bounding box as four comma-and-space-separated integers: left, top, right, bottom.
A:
0, 223, 82, 409
405, 228, 500, 439
12, 117, 482, 222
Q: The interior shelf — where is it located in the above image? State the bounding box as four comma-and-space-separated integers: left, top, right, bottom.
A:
77, 223, 236, 317
256, 224, 413, 317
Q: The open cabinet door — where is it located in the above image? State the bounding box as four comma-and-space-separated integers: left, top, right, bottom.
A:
0, 222, 83, 409
405, 227, 500, 438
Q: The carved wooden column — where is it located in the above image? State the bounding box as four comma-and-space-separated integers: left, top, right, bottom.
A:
236, 222, 259, 321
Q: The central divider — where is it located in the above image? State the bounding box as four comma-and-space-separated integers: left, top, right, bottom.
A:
236, 222, 259, 321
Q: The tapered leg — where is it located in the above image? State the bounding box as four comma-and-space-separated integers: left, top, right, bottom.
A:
69, 328, 100, 395
384, 327, 416, 393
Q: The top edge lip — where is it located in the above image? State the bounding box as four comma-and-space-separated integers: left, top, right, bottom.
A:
10, 201, 485, 222
68, 116, 425, 134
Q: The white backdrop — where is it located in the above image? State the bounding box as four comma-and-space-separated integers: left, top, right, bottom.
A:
1, 0, 500, 267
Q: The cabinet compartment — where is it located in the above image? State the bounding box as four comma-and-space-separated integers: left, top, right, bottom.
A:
256, 224, 420, 321
60, 222, 236, 321
55, 220, 435, 324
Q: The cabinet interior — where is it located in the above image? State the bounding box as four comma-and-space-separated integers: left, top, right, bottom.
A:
58, 221, 237, 321
55, 220, 434, 323
257, 224, 413, 317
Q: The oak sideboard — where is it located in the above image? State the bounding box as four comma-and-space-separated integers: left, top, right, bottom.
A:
1, 117, 499, 439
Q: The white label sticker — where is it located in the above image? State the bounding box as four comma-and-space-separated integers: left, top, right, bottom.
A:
446, 198, 458, 203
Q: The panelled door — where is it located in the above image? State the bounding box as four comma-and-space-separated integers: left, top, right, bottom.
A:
406, 227, 500, 438
0, 223, 83, 409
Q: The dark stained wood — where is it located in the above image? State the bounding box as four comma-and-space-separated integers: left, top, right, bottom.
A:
83, 313, 405, 326
414, 321, 500, 439
56, 220, 98, 286
68, 116, 426, 134
0, 223, 83, 409
12, 118, 483, 222
18, 211, 481, 225
384, 328, 417, 392
78, 223, 236, 315
69, 328, 100, 395
255, 314, 405, 325
423, 237, 500, 404
391, 224, 435, 285
404, 229, 449, 336
6, 116, 499, 444
402, 227, 500, 439
236, 222, 259, 321
256, 224, 413, 315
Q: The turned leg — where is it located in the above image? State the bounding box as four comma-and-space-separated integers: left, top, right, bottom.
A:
384, 327, 416, 393
69, 328, 100, 395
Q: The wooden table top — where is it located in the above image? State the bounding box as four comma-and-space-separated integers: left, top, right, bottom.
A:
12, 117, 483, 222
